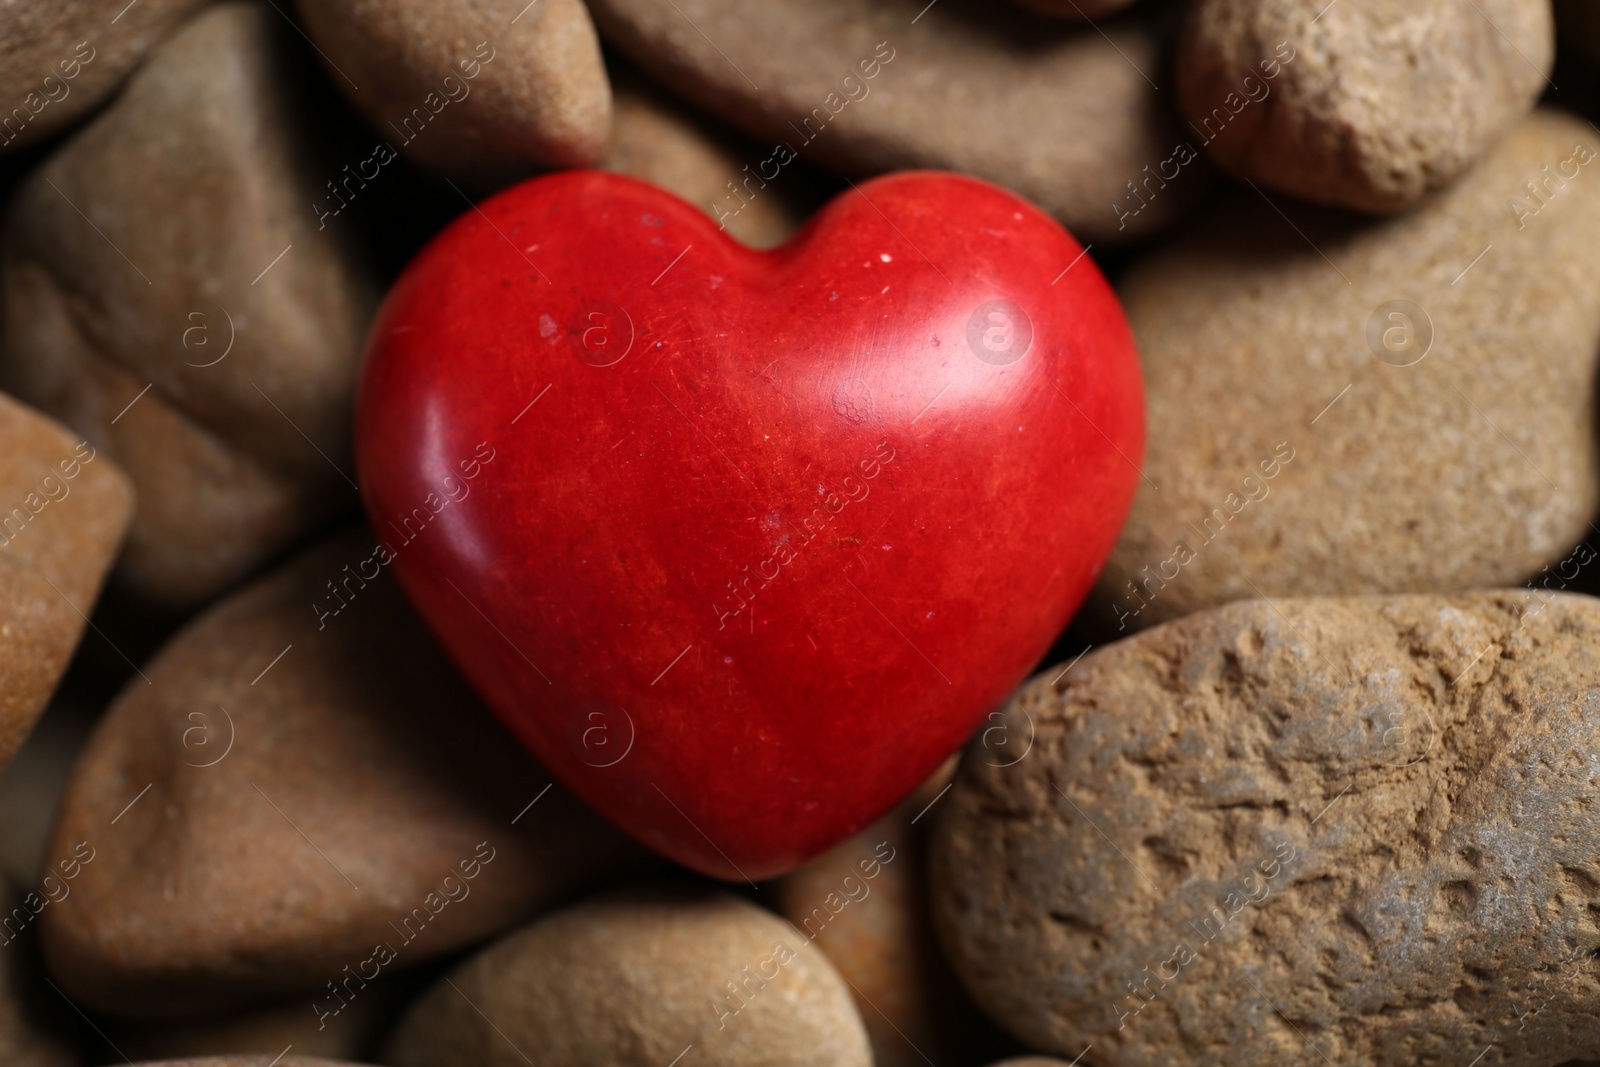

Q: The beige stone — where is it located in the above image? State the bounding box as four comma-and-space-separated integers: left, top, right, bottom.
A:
0, 0, 209, 151
383, 886, 872, 1067
40, 528, 649, 1019
585, 0, 1202, 243
295, 0, 610, 190
1096, 108, 1600, 632
606, 70, 811, 249
1176, 0, 1552, 211
0, 2, 376, 611
933, 591, 1600, 1065
0, 391, 131, 776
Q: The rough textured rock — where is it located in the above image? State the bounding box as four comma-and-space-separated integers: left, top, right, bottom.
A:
0, 391, 132, 776
772, 763, 1013, 1067
295, 0, 610, 190
0, 2, 375, 611
384, 886, 873, 1067
606, 71, 812, 249
40, 528, 650, 1019
1176, 0, 1552, 212
585, 0, 1202, 243
933, 591, 1600, 1066
0, 0, 210, 151
1095, 108, 1600, 631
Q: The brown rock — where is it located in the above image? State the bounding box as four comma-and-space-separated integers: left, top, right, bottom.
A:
383, 885, 873, 1067
39, 527, 649, 1019
0, 2, 376, 612
606, 70, 812, 249
932, 591, 1600, 1065
1095, 108, 1600, 632
0, 391, 131, 776
1176, 0, 1552, 212
772, 763, 1013, 1067
294, 0, 610, 190
585, 0, 1203, 243
0, 0, 209, 151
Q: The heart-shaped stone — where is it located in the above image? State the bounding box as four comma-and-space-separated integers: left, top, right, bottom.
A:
355, 170, 1142, 879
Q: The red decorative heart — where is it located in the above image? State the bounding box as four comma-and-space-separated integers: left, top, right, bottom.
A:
355, 170, 1142, 880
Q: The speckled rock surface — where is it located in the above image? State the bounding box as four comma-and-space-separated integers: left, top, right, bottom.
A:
0, 2, 375, 612
606, 71, 812, 249
585, 0, 1201, 243
933, 591, 1600, 1065
384, 886, 872, 1067
1094, 108, 1600, 631
772, 763, 1013, 1067
40, 528, 649, 1019
1176, 0, 1552, 212
0, 391, 131, 775
0, 0, 210, 151
295, 0, 610, 189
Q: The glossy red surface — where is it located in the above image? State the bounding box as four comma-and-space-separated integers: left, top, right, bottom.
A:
356, 169, 1143, 880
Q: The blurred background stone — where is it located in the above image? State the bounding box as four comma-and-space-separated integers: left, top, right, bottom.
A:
0, 0, 210, 152
1095, 108, 1600, 631
41, 527, 652, 1018
585, 0, 1204, 243
296, 0, 610, 191
0, 2, 376, 613
0, 391, 131, 776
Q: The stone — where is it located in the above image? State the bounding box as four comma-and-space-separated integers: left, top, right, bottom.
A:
932, 591, 1600, 1065
1176, 0, 1552, 212
0, 2, 377, 612
772, 763, 1014, 1067
383, 886, 873, 1067
606, 69, 813, 249
1094, 108, 1600, 632
0, 391, 132, 776
294, 0, 610, 190
0, 0, 209, 151
584, 0, 1202, 243
39, 527, 650, 1019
